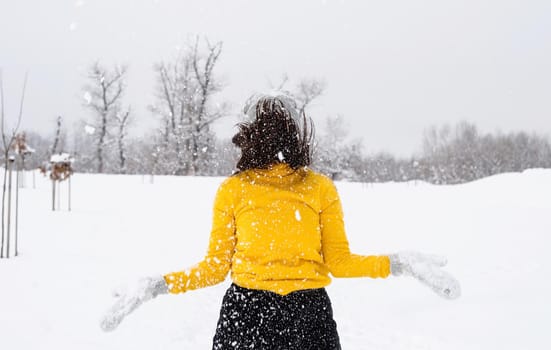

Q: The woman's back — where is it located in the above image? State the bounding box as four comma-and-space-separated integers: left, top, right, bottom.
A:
228, 163, 332, 294
164, 162, 390, 296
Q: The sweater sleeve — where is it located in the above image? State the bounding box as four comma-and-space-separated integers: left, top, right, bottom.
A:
163, 179, 236, 293
319, 177, 390, 278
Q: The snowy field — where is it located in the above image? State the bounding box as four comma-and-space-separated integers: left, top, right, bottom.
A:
1, 169, 550, 349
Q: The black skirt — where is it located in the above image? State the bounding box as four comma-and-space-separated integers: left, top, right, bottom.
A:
212, 284, 341, 350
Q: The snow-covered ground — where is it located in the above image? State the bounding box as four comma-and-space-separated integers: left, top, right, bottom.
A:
1, 169, 550, 349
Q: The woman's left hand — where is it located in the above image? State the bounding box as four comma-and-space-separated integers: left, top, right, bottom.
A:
389, 251, 461, 300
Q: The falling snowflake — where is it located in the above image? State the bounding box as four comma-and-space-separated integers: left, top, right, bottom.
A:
277, 151, 284, 161
83, 91, 92, 105
69, 22, 78, 32
84, 125, 95, 135
295, 209, 301, 221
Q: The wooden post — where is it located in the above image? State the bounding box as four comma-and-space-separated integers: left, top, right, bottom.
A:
1, 166, 5, 259
49, 155, 74, 211
15, 165, 19, 256
6, 157, 14, 257
56, 180, 60, 210
19, 155, 25, 188
52, 178, 56, 211
68, 176, 71, 211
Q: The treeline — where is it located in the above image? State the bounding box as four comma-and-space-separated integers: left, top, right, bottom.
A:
317, 120, 551, 184
15, 117, 551, 186
2, 37, 550, 185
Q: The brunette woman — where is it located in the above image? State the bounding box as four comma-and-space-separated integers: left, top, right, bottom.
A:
101, 93, 460, 350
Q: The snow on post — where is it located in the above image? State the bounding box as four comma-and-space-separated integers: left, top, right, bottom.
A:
50, 153, 74, 211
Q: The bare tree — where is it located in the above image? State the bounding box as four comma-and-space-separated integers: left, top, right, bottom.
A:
417, 121, 551, 184
319, 116, 346, 176
293, 78, 326, 115
50, 115, 65, 156
312, 115, 367, 180
151, 52, 194, 175
115, 108, 131, 173
150, 37, 227, 175
269, 76, 326, 115
190, 38, 224, 175
268, 74, 289, 92
83, 62, 128, 173
1, 70, 27, 259
275, 77, 329, 171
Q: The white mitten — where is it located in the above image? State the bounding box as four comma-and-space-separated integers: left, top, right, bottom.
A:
389, 251, 461, 300
100, 275, 168, 332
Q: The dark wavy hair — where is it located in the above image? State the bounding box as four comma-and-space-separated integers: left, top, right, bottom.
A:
232, 96, 314, 172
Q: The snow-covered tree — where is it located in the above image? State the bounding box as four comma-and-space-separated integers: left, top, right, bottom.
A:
313, 115, 352, 179
82, 62, 129, 173
115, 108, 131, 174
50, 116, 66, 156
419, 122, 551, 184
150, 38, 226, 175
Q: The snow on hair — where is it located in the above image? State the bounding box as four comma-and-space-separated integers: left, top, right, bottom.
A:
233, 92, 314, 172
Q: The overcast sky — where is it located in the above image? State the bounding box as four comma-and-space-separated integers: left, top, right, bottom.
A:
1, 0, 550, 156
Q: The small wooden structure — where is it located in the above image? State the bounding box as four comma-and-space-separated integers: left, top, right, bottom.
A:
14, 133, 35, 188
50, 153, 74, 211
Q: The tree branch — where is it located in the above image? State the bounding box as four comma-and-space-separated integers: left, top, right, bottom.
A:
1, 69, 6, 151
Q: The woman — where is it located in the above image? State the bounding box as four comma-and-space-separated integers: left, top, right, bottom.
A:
101, 93, 460, 349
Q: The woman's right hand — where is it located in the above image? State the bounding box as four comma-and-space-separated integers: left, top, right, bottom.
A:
100, 275, 168, 332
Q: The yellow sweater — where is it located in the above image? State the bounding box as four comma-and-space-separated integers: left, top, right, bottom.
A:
164, 163, 390, 295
